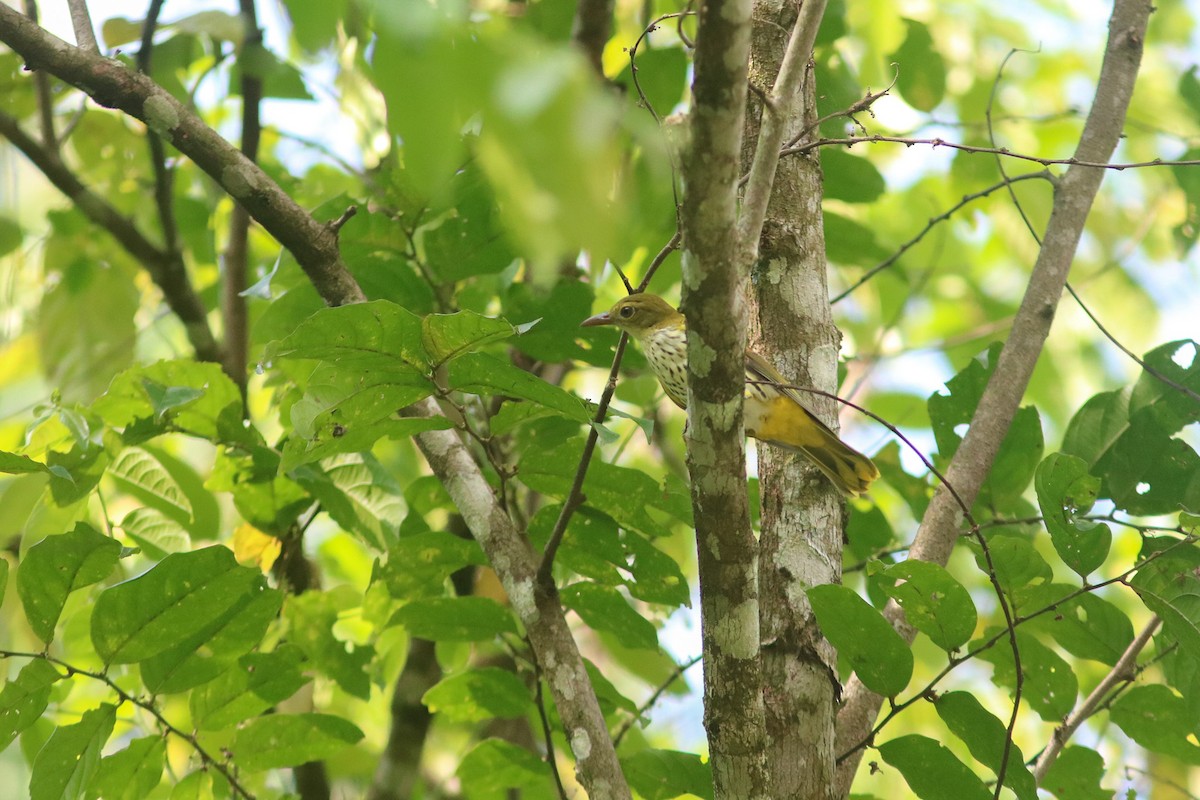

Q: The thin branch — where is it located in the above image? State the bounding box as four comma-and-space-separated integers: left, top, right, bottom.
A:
530, 644, 570, 800
0, 5, 366, 307
612, 654, 702, 748
1033, 616, 1161, 782
65, 0, 98, 53
783, 133, 1199, 171
0, 650, 255, 799
571, 0, 614, 77
0, 108, 220, 361
830, 171, 1055, 304
737, 0, 827, 251
20, 0, 55, 147
223, 0, 265, 399
402, 397, 632, 799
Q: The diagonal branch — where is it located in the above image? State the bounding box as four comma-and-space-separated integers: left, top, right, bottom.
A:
0, 108, 220, 362
401, 397, 632, 800
833, 1, 1154, 795
0, 5, 365, 308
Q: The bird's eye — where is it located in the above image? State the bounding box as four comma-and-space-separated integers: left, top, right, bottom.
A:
619, 305, 635, 319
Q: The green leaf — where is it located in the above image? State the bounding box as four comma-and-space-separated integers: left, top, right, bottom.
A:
109, 447, 194, 522
935, 692, 1036, 800
119, 507, 190, 559
1017, 585, 1134, 666
447, 352, 591, 422
824, 211, 892, 266
293, 454, 404, 550
971, 534, 1052, 600
231, 42, 313, 100
456, 738, 548, 793
807, 584, 913, 697
90, 546, 266, 664
976, 628, 1077, 722
375, 530, 488, 600
1171, 148, 1200, 254
281, 415, 452, 472
168, 770, 213, 800
889, 19, 946, 111
29, 703, 116, 800
503, 279, 598, 363
190, 647, 310, 731
561, 582, 659, 650
0, 660, 62, 750
1111, 684, 1200, 763
1040, 745, 1109, 800
422, 161, 519, 281
284, 587, 375, 699
0, 450, 51, 475
280, 0, 348, 52
422, 667, 532, 722
877, 734, 991, 800
89, 736, 165, 800
821, 149, 886, 203
876, 561, 977, 651
622, 748, 715, 800
94, 361, 254, 447
139, 585, 283, 694
391, 596, 518, 642
18, 523, 121, 643
0, 216, 19, 258
1035, 453, 1111, 576
272, 300, 428, 367
616, 46, 688, 117
231, 713, 363, 772
1129, 543, 1200, 665
421, 310, 519, 366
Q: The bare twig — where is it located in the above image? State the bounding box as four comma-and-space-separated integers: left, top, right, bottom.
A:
20, 0, 55, 147
612, 654, 702, 748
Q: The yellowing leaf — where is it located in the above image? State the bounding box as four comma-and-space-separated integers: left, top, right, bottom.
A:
233, 524, 281, 573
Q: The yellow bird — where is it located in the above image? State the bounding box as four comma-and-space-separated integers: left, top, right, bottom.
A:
581, 293, 879, 496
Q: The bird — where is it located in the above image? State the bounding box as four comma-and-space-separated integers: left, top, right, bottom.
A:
581, 293, 879, 496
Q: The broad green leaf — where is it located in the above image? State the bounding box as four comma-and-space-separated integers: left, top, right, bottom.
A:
889, 19, 946, 111
139, 585, 283, 694
120, 507, 190, 559
18, 523, 121, 643
231, 713, 363, 772
190, 647, 310, 731
622, 748, 715, 800
284, 587, 375, 699
1035, 453, 1111, 577
421, 310, 519, 366
0, 660, 62, 750
807, 584, 913, 697
91, 546, 266, 664
876, 561, 977, 651
846, 504, 895, 562
29, 703, 116, 800
456, 738, 547, 793
968, 534, 1051, 601
0, 451, 51, 475
280, 0, 348, 52
89, 736, 165, 800
292, 454, 404, 550
422, 667, 532, 722
375, 530, 488, 600
230, 42, 313, 100
877, 734, 991, 800
391, 596, 518, 641
1061, 389, 1128, 467
1111, 684, 1200, 764
94, 361, 254, 447
561, 582, 658, 650
109, 447, 193, 522
977, 628, 1077, 722
421, 159, 519, 282
280, 415, 452, 472
1131, 340, 1200, 434
1040, 745, 1109, 800
1129, 539, 1200, 663
285, 359, 435, 442
168, 770, 213, 800
447, 352, 591, 423
615, 46, 688, 117
822, 149, 886, 203
1017, 585, 1133, 666
502, 279, 597, 363
272, 300, 428, 366
935, 692, 1036, 800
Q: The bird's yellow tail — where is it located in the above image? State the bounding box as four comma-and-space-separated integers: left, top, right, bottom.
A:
745, 394, 879, 496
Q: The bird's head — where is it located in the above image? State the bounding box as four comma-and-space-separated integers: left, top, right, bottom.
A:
580, 294, 682, 339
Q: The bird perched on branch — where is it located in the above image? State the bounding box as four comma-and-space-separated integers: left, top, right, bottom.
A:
581, 293, 879, 496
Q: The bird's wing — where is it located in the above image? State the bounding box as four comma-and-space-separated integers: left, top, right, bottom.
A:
743, 349, 841, 436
